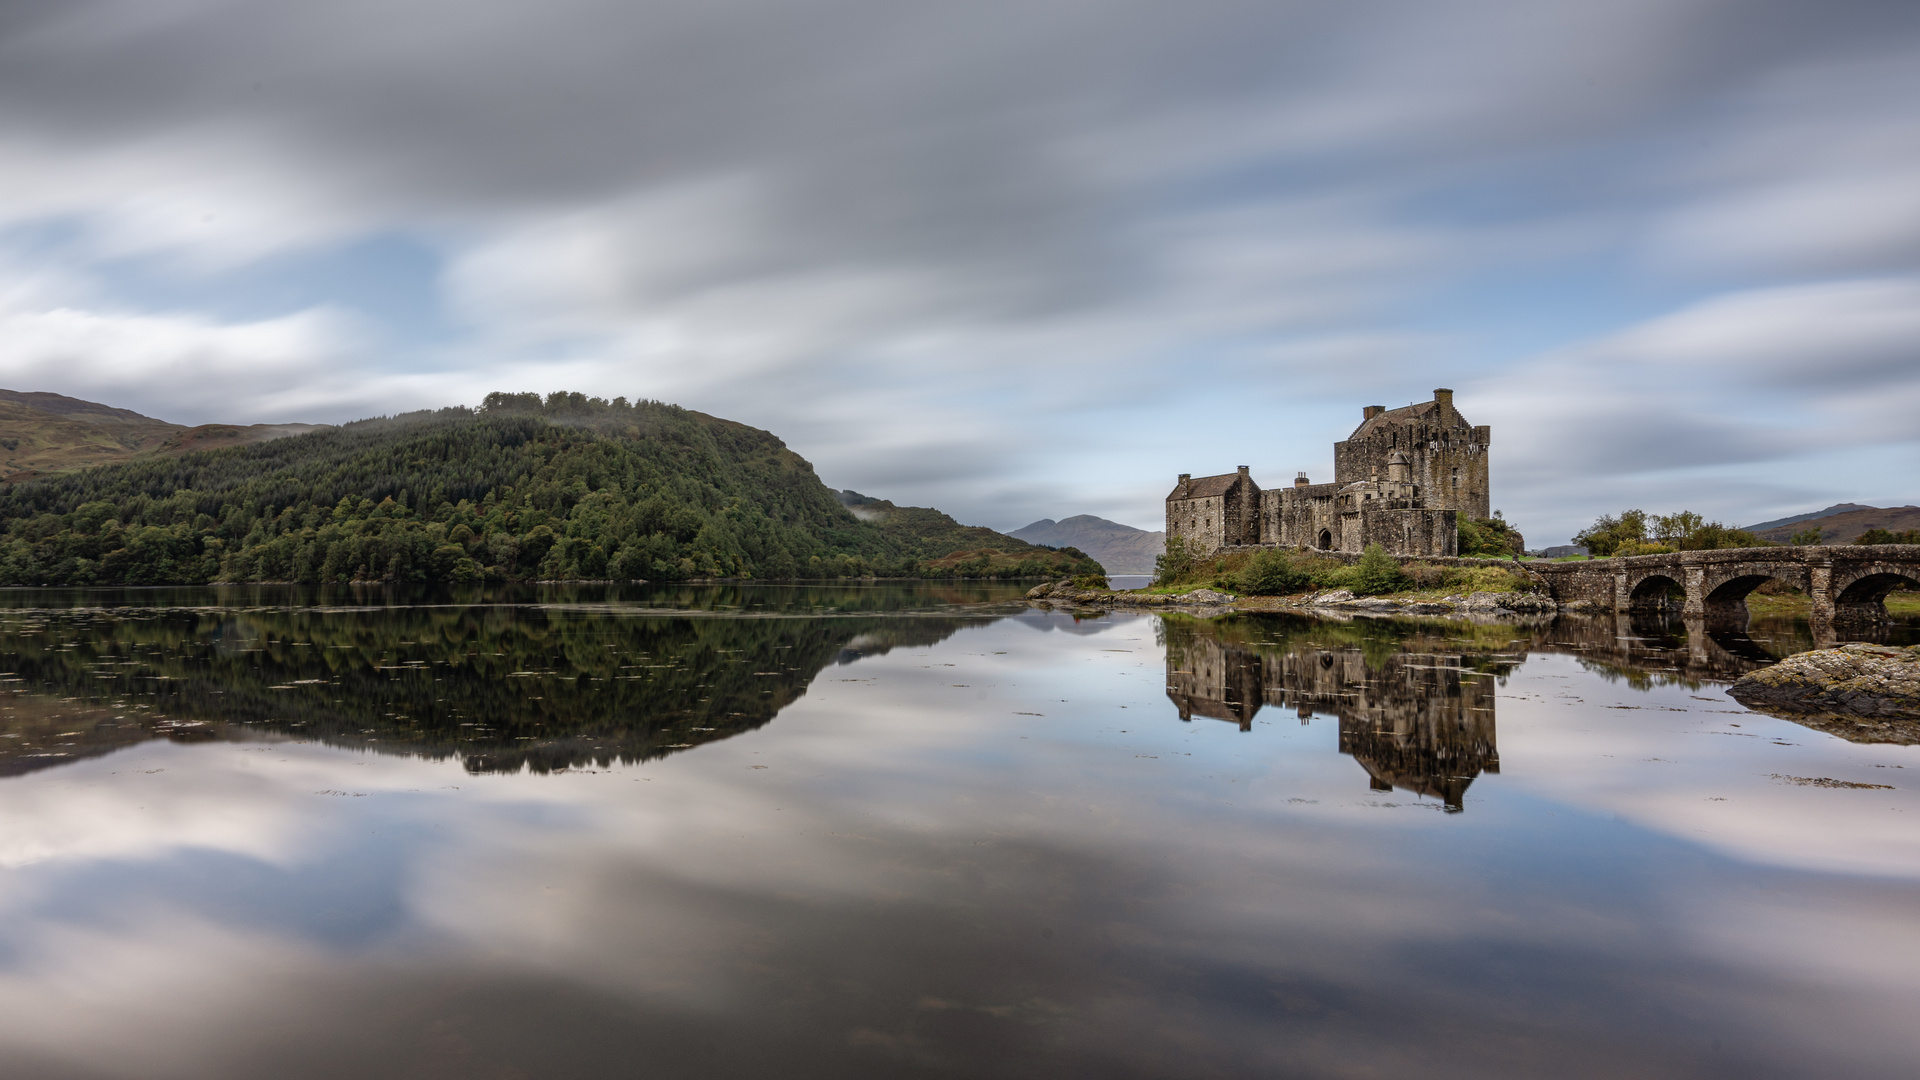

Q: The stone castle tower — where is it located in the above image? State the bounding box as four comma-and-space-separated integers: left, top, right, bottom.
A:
1166, 388, 1490, 558
1334, 387, 1490, 521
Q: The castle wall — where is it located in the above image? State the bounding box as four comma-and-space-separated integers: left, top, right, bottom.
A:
1167, 494, 1227, 555
1260, 484, 1340, 549
1168, 391, 1485, 561
1334, 411, 1489, 520
1360, 508, 1460, 557
1166, 473, 1259, 556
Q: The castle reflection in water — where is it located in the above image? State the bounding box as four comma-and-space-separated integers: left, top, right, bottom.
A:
1157, 609, 1877, 812
1163, 620, 1502, 810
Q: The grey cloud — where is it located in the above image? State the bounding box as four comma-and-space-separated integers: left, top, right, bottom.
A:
2, 0, 1919, 533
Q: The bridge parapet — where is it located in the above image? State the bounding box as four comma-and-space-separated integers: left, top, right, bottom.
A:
1525, 545, 1920, 627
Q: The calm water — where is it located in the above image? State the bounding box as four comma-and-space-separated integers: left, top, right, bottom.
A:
0, 583, 1916, 1079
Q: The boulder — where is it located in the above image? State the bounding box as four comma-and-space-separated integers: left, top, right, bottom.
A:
1182, 588, 1236, 605
1499, 593, 1559, 614
1729, 643, 1920, 742
1025, 583, 1054, 599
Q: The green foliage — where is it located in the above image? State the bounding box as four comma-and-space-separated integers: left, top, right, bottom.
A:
1350, 543, 1409, 595
1164, 544, 1537, 598
1575, 507, 1765, 555
1573, 509, 1646, 556
0, 393, 1096, 586
0, 594, 977, 776
1071, 573, 1110, 589
1234, 548, 1313, 595
1788, 525, 1824, 546
1458, 513, 1523, 558
1856, 528, 1920, 545
1154, 535, 1203, 585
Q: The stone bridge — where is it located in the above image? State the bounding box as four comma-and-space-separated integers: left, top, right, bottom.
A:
1525, 544, 1920, 626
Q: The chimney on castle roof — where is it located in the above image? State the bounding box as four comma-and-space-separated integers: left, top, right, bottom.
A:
1433, 388, 1454, 410
1237, 465, 1249, 476
1294, 472, 1309, 488
1363, 405, 1385, 421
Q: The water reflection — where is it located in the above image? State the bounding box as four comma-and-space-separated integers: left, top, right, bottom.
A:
1163, 617, 1508, 810
0, 595, 994, 778
4, 590, 1910, 786
0, 590, 1916, 1078
1158, 606, 1919, 806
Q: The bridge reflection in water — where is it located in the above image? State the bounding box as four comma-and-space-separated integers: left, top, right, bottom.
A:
1158, 607, 1913, 810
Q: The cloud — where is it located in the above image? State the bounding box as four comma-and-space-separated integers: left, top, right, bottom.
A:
1468, 276, 1920, 540
0, 0, 1917, 531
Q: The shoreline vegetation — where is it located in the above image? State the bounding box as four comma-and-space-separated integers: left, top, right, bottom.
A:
1155, 540, 1544, 600
0, 391, 1102, 587
1039, 538, 1919, 617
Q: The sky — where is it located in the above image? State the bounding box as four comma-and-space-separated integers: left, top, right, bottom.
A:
0, 0, 1916, 545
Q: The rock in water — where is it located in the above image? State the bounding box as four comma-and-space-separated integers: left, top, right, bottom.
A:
1182, 589, 1235, 605
1729, 643, 1920, 743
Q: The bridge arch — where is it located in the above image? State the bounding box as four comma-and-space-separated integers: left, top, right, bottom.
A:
1702, 572, 1802, 619
1833, 568, 1920, 624
1627, 573, 1685, 613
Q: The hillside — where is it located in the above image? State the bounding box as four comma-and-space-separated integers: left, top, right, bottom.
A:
1751, 504, 1920, 545
1743, 503, 1879, 533
0, 391, 1101, 585
0, 389, 323, 481
1010, 515, 1165, 573
834, 491, 1100, 576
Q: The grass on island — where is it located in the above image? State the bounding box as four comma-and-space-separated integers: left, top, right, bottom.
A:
1138, 544, 1540, 602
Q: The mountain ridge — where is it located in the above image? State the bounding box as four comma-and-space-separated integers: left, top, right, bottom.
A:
0, 388, 325, 482
1742, 503, 1880, 533
1010, 514, 1164, 573
1749, 504, 1920, 545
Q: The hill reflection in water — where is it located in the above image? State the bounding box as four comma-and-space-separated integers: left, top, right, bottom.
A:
0, 584, 1005, 778
2, 581, 1905, 786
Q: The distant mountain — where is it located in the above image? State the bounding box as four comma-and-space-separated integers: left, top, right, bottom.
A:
0, 389, 324, 481
1742, 503, 1879, 533
1749, 504, 1920, 545
833, 491, 1100, 574
1009, 514, 1165, 573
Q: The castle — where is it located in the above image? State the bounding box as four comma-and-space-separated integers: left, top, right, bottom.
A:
1165, 388, 1489, 558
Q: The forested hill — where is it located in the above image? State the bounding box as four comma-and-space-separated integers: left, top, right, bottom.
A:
0, 392, 1101, 585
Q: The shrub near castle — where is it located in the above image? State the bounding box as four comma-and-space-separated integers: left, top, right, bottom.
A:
1155, 541, 1532, 600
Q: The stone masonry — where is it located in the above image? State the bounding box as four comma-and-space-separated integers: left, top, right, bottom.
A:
1168, 388, 1488, 559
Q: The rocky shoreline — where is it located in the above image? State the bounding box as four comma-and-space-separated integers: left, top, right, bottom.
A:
1728, 643, 1920, 742
1024, 582, 1563, 618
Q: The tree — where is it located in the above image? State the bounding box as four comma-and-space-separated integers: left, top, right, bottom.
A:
1572, 510, 1647, 557
1789, 525, 1824, 546
1856, 528, 1920, 545
1154, 535, 1203, 585
1460, 511, 1524, 559
1351, 543, 1408, 595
